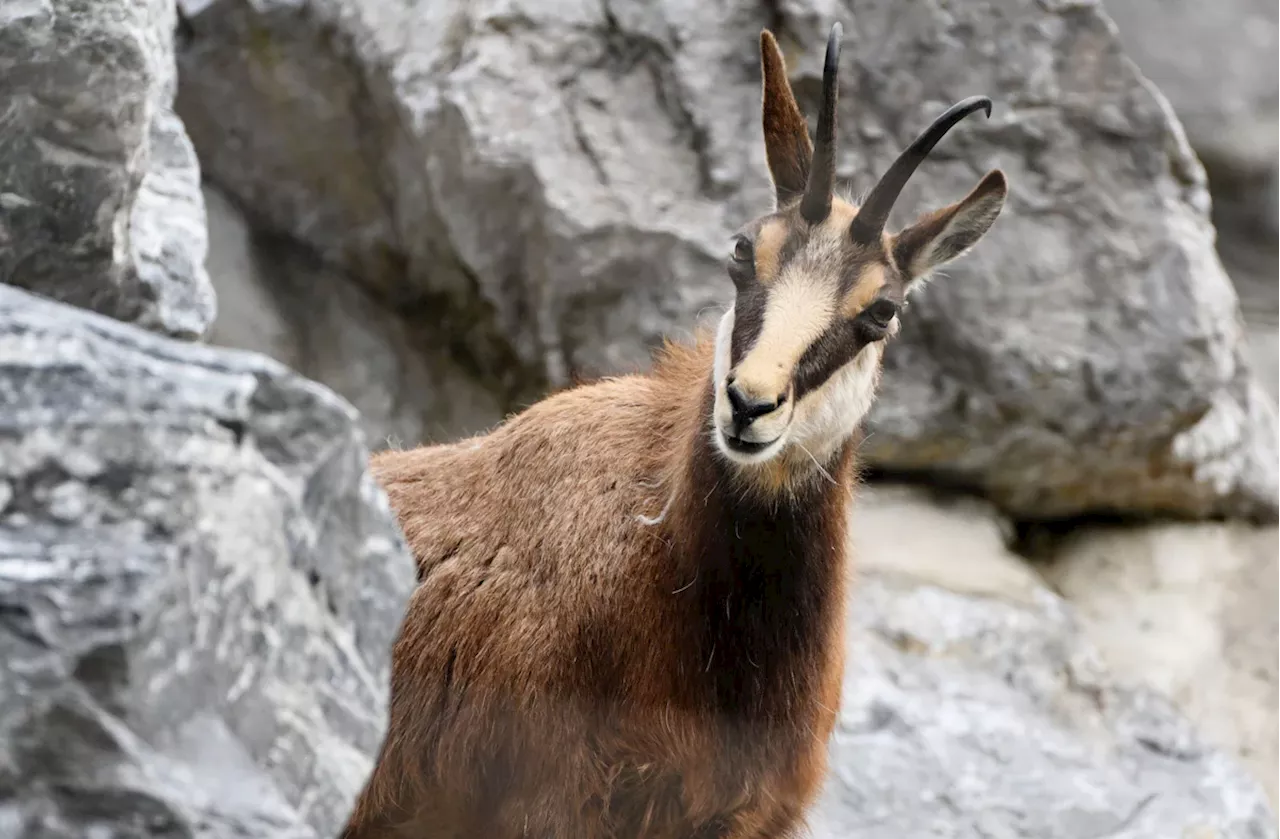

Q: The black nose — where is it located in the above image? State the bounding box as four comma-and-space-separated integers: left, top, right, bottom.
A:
726, 380, 783, 427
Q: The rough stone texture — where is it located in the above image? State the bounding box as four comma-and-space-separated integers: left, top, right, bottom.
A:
203, 184, 506, 449
1104, 0, 1278, 234
0, 283, 416, 837
1125, 0, 1279, 173
1043, 520, 1280, 810
805, 486, 1278, 838
1104, 0, 1279, 421
0, 0, 216, 339
174, 0, 1277, 522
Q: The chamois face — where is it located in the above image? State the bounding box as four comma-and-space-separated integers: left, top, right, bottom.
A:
712, 25, 1008, 468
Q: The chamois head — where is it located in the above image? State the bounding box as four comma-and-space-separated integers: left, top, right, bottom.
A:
711, 24, 1007, 470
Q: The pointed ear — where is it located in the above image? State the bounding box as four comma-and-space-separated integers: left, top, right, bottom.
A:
891, 170, 1007, 286
759, 30, 813, 207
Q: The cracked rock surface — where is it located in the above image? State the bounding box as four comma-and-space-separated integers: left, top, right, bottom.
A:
0, 0, 216, 339
203, 184, 507, 450
177, 0, 1277, 521
805, 488, 1277, 838
0, 283, 416, 837
1043, 518, 1280, 809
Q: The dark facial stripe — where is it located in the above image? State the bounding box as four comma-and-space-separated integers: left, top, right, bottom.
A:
837, 259, 866, 298
775, 231, 807, 275
792, 318, 882, 401
730, 223, 813, 367
729, 283, 768, 368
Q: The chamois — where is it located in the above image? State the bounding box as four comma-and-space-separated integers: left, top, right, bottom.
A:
343, 23, 1007, 839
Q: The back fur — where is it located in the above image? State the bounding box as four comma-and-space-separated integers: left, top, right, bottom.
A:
343, 332, 855, 838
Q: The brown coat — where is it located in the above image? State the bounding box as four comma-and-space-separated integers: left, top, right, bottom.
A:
342, 333, 855, 838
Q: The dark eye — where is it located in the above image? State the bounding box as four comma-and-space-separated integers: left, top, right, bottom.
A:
863, 299, 899, 328
731, 236, 753, 263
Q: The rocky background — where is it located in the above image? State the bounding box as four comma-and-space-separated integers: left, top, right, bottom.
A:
0, 0, 1275, 837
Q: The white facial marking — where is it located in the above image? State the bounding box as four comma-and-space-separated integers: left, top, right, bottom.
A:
712, 307, 791, 465
712, 306, 734, 389
789, 341, 883, 463
730, 275, 833, 404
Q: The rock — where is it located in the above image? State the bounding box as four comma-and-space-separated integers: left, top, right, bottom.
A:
1103, 0, 1278, 233
0, 0, 216, 339
1228, 217, 1277, 412
1041, 520, 1280, 809
174, 0, 1276, 521
0, 283, 416, 837
1103, 0, 1279, 394
806, 485, 1277, 838
849, 484, 1044, 606
203, 184, 506, 449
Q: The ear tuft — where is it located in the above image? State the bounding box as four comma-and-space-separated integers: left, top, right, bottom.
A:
891, 168, 1007, 285
759, 30, 813, 207
970, 168, 1007, 204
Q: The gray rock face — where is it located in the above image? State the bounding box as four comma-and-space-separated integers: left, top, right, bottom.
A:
810, 487, 1278, 838
1043, 519, 1280, 808
175, 0, 1278, 521
1100, 0, 1280, 245
1104, 0, 1278, 231
0, 283, 416, 837
817, 576, 1277, 838
0, 0, 215, 339
203, 185, 505, 449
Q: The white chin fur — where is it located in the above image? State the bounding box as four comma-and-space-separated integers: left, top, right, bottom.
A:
789, 341, 883, 460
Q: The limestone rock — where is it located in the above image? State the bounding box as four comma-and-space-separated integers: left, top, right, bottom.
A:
0, 0, 216, 339
1043, 520, 1280, 809
1103, 0, 1279, 398
0, 283, 416, 838
175, 0, 1277, 521
203, 184, 505, 449
1104, 0, 1278, 233
807, 486, 1277, 838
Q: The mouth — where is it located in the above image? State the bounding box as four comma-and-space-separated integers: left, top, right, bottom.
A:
714, 423, 787, 464
721, 433, 774, 455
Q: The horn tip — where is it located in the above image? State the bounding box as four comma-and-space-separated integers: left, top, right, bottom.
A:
965, 95, 994, 118
825, 23, 843, 70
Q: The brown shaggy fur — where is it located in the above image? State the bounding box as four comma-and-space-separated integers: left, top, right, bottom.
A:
341, 333, 856, 838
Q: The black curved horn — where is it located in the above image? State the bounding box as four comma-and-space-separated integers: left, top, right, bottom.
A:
799, 23, 843, 224
849, 95, 993, 243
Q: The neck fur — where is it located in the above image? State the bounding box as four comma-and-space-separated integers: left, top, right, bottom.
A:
645, 329, 857, 723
